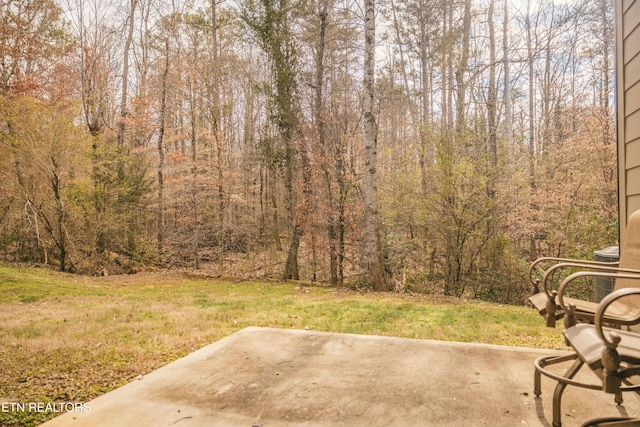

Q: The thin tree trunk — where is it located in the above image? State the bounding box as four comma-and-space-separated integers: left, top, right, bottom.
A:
211, 0, 226, 272
270, 166, 282, 251
76, 2, 106, 257
601, 0, 611, 146
390, 0, 419, 148
314, 2, 339, 284
283, 137, 312, 280
117, 0, 137, 146
447, 5, 454, 131
542, 19, 553, 157
418, 4, 431, 196
51, 168, 67, 272
487, 0, 497, 187
282, 126, 297, 279
526, 1, 536, 191
363, 0, 387, 291
455, 0, 471, 135
157, 39, 169, 258
503, 0, 512, 145
526, 0, 537, 258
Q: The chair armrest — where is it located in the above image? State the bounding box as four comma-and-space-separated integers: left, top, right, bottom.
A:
595, 286, 640, 349
593, 287, 640, 394
529, 257, 619, 288
534, 261, 620, 299
556, 269, 640, 314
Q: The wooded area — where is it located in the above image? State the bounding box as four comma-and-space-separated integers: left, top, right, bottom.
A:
0, 0, 617, 303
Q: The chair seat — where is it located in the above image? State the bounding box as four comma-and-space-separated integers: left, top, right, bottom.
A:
528, 292, 564, 318
535, 286, 640, 427
571, 296, 640, 325
529, 292, 640, 325
563, 324, 640, 370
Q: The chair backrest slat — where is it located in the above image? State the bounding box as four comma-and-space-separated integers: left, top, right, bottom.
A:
616, 209, 640, 290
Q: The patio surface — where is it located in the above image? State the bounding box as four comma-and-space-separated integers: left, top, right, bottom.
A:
40, 326, 640, 427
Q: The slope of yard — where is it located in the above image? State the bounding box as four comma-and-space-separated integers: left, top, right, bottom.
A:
0, 264, 564, 426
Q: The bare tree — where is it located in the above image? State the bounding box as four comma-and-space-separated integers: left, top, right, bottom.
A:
156, 37, 169, 258
242, 0, 311, 280
455, 0, 471, 135
363, 0, 388, 290
487, 0, 497, 184
117, 0, 138, 146
503, 0, 512, 144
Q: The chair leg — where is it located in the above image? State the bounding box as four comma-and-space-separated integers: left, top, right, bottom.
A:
546, 306, 557, 328
535, 367, 542, 397
552, 359, 584, 427
615, 391, 623, 405
534, 353, 578, 398
616, 376, 639, 405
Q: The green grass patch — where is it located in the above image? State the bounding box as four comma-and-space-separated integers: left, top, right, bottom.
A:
0, 263, 565, 426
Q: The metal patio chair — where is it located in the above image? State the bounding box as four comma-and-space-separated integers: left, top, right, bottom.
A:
581, 417, 640, 427
528, 209, 640, 328
534, 287, 640, 427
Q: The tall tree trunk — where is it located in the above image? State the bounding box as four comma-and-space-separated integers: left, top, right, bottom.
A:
157, 39, 169, 259
242, 0, 305, 280
526, 0, 537, 257
526, 1, 536, 191
117, 0, 137, 146
211, 0, 225, 272
283, 127, 298, 279
270, 170, 282, 251
390, 0, 419, 147
363, 0, 388, 291
51, 169, 67, 272
542, 16, 553, 157
76, 1, 106, 258
211, 0, 221, 127
600, 0, 611, 146
314, 2, 339, 284
447, 4, 454, 131
418, 2, 431, 197
503, 0, 512, 145
188, 73, 200, 268
455, 0, 471, 136
440, 0, 448, 131
487, 0, 497, 192
283, 138, 312, 281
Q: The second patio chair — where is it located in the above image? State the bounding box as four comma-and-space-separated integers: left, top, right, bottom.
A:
528, 209, 640, 328
534, 287, 640, 427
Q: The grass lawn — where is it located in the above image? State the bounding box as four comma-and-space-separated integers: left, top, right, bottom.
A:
0, 263, 565, 426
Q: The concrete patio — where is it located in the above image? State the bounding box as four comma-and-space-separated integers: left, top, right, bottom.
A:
40, 326, 640, 427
